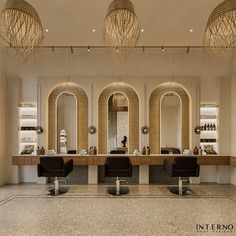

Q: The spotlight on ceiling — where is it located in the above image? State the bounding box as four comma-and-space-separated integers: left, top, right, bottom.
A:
161, 46, 165, 52
87, 46, 91, 52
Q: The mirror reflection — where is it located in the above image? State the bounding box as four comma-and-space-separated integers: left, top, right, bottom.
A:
57, 93, 77, 153
108, 93, 128, 153
160, 93, 182, 154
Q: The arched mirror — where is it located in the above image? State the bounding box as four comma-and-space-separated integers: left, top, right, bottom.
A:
56, 92, 77, 153
160, 92, 182, 154
108, 93, 129, 153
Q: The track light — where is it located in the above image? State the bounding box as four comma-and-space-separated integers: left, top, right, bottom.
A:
87, 46, 91, 52
52, 46, 55, 52
161, 46, 165, 52
115, 46, 119, 52
70, 46, 74, 54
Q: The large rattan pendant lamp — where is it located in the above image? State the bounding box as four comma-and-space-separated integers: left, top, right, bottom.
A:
0, 0, 44, 61
104, 0, 140, 60
203, 0, 236, 58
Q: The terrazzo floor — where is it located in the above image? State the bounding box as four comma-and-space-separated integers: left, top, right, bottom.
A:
0, 184, 235, 236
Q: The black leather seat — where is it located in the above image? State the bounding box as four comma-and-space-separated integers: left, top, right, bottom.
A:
67, 150, 77, 154
105, 156, 132, 196
110, 150, 126, 154
38, 157, 73, 195
163, 156, 200, 195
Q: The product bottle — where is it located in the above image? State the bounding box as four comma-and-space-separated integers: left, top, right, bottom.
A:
146, 146, 150, 155
37, 146, 41, 156
142, 147, 146, 155
199, 146, 202, 156
193, 146, 199, 155
41, 146, 45, 155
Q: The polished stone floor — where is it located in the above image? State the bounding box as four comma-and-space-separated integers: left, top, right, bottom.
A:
0, 184, 235, 236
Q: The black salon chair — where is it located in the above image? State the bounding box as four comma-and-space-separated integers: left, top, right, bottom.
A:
161, 150, 169, 154
163, 156, 200, 196
38, 157, 73, 196
110, 150, 126, 154
105, 156, 132, 196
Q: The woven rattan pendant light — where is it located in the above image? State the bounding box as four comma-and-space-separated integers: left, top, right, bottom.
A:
203, 0, 236, 58
0, 0, 44, 60
104, 0, 140, 60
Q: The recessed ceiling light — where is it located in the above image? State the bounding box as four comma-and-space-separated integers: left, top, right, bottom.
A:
141, 29, 144, 32
92, 29, 96, 32
189, 29, 194, 32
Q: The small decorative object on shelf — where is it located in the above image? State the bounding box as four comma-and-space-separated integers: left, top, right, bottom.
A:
88, 146, 97, 155
133, 149, 139, 155
142, 146, 150, 155
121, 136, 127, 147
204, 145, 217, 155
20, 145, 34, 155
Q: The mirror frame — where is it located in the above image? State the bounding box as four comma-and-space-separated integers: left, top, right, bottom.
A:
98, 83, 139, 154
149, 83, 190, 154
160, 92, 182, 152
48, 83, 88, 152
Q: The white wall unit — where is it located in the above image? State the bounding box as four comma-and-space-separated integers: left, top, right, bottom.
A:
200, 105, 219, 155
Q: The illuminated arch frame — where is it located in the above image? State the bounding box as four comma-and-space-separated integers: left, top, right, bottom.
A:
98, 82, 139, 154
149, 82, 191, 154
48, 82, 88, 152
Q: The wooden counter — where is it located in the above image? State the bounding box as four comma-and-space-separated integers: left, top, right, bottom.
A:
230, 156, 236, 166
12, 155, 231, 166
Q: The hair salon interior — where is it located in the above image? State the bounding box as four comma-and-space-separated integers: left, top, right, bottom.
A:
0, 0, 236, 235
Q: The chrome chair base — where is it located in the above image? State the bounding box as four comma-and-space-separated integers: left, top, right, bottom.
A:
167, 187, 191, 196
48, 188, 68, 196
107, 187, 129, 196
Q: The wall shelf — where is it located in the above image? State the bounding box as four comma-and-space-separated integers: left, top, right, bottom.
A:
200, 105, 219, 155
18, 103, 37, 155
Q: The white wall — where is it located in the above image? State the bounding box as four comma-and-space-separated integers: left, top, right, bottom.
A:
3, 48, 234, 184
0, 49, 7, 185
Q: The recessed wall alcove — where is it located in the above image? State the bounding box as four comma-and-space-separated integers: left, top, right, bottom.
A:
149, 83, 190, 154
48, 83, 88, 151
98, 83, 139, 154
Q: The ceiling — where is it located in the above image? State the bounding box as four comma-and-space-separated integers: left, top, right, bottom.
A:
0, 0, 223, 46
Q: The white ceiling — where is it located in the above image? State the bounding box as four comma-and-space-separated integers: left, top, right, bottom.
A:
0, 0, 223, 46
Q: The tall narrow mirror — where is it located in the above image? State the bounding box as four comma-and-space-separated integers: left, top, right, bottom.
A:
160, 93, 182, 154
108, 93, 129, 153
57, 93, 77, 153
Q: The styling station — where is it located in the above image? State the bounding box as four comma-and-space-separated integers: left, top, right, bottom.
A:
0, 0, 236, 235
